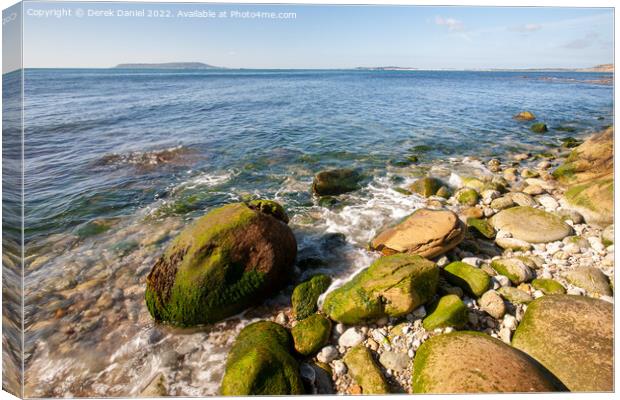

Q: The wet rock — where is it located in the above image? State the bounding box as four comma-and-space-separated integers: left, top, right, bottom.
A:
443, 261, 491, 298
408, 177, 445, 198
422, 294, 468, 330
412, 331, 566, 393
221, 321, 304, 395
145, 201, 297, 326
371, 208, 465, 258
322, 254, 438, 324
564, 268, 612, 296
513, 111, 536, 121
478, 290, 506, 319
490, 258, 533, 285
312, 168, 362, 196
512, 295, 613, 391
343, 345, 389, 394
291, 274, 331, 320
531, 278, 566, 295
490, 206, 573, 243
292, 314, 332, 356
497, 287, 534, 304
530, 123, 548, 133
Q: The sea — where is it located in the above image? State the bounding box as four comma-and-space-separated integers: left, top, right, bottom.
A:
1, 68, 613, 396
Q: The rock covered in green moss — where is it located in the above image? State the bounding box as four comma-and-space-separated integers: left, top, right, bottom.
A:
512, 295, 613, 391
408, 177, 444, 197
422, 294, 468, 330
491, 258, 533, 285
564, 267, 612, 296
443, 261, 491, 298
412, 331, 566, 393
564, 177, 613, 227
343, 345, 389, 394
456, 188, 479, 206
291, 314, 331, 356
497, 286, 533, 304
291, 274, 332, 320
436, 186, 452, 199
322, 254, 438, 324
461, 177, 485, 191
220, 321, 304, 395
145, 201, 297, 326
531, 278, 566, 295
312, 168, 362, 196
467, 218, 495, 239
530, 123, 548, 133
490, 206, 573, 243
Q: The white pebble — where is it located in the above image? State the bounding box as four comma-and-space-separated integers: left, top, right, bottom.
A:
338, 328, 365, 348
499, 327, 512, 344
461, 257, 481, 266
317, 346, 339, 363
333, 360, 347, 376
503, 314, 518, 331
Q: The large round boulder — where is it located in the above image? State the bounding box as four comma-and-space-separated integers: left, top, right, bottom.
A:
145, 200, 297, 326
370, 209, 465, 258
322, 254, 438, 324
563, 176, 613, 227
512, 295, 613, 391
220, 321, 304, 395
490, 206, 573, 243
312, 168, 362, 196
412, 331, 566, 393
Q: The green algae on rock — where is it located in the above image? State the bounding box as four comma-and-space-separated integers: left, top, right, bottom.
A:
512, 295, 613, 392
291, 274, 332, 320
564, 177, 613, 227
221, 321, 304, 395
322, 254, 438, 324
145, 201, 297, 326
455, 188, 479, 206
490, 258, 533, 285
412, 331, 566, 393
312, 168, 362, 196
443, 261, 491, 298
408, 177, 444, 197
497, 286, 534, 304
564, 267, 612, 296
422, 294, 468, 330
530, 122, 548, 133
531, 278, 566, 295
291, 314, 332, 356
467, 217, 495, 239
343, 345, 390, 394
490, 206, 573, 243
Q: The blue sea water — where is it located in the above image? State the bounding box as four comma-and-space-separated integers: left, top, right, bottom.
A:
14, 68, 613, 396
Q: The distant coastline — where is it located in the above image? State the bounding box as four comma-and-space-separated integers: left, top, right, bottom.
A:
356, 64, 613, 73
114, 62, 222, 69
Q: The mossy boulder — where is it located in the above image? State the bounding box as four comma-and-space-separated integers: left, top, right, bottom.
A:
343, 345, 389, 394
530, 123, 548, 133
408, 177, 444, 197
370, 208, 465, 258
291, 274, 332, 320
490, 206, 573, 243
490, 258, 533, 285
322, 254, 438, 324
497, 286, 533, 304
564, 177, 613, 227
456, 188, 479, 206
552, 127, 612, 185
531, 278, 566, 295
467, 217, 495, 239
512, 295, 613, 391
422, 294, 468, 330
220, 321, 304, 395
513, 111, 536, 121
564, 267, 612, 296
312, 168, 362, 196
461, 177, 485, 191
412, 331, 566, 393
291, 314, 331, 356
145, 201, 297, 326
443, 261, 491, 298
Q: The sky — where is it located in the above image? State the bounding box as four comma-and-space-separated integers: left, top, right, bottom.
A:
8, 1, 615, 70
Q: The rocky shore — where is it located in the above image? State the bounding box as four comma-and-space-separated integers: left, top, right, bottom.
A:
142, 124, 614, 394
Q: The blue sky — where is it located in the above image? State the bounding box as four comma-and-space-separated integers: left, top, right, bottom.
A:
17, 1, 614, 69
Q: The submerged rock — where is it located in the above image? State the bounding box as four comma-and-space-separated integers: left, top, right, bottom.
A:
422, 294, 468, 330
291, 314, 332, 356
370, 208, 465, 258
312, 168, 362, 196
343, 345, 389, 394
145, 201, 297, 326
221, 321, 304, 395
412, 331, 566, 393
490, 206, 573, 243
530, 123, 548, 133
322, 254, 438, 324
512, 295, 613, 391
291, 274, 332, 320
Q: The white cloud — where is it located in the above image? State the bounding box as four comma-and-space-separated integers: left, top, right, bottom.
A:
435, 16, 464, 32
509, 23, 542, 33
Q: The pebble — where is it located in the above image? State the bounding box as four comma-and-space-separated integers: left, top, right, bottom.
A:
493, 275, 511, 287
412, 306, 426, 319
335, 323, 345, 335
436, 256, 450, 268
536, 194, 559, 210
333, 360, 347, 376
461, 257, 481, 266
379, 351, 409, 372
499, 327, 512, 344
338, 328, 365, 348
317, 346, 339, 363
478, 290, 506, 319
275, 312, 288, 325
503, 314, 518, 331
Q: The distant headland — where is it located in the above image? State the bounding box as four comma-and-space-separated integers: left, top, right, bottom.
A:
114, 62, 222, 69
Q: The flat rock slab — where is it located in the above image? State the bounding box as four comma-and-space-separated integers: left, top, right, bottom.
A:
564, 267, 612, 296
412, 331, 566, 393
512, 295, 613, 392
490, 206, 573, 243
371, 208, 465, 258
